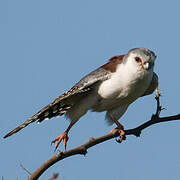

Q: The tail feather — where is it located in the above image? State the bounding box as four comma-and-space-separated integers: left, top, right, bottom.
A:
3, 103, 71, 138
3, 116, 38, 138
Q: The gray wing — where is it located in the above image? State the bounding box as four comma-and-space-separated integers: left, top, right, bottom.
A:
141, 72, 158, 97
4, 67, 110, 138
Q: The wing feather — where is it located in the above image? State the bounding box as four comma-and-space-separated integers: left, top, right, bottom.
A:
141, 72, 158, 97
3, 67, 110, 138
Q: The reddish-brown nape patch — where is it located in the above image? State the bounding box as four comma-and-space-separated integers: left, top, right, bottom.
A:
101, 55, 125, 72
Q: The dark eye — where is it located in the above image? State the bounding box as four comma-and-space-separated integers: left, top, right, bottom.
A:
135, 56, 142, 63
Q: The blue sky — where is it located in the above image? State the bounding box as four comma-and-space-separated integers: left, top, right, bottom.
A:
1, 0, 180, 179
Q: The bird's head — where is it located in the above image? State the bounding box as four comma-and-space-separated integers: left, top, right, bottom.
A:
125, 48, 156, 71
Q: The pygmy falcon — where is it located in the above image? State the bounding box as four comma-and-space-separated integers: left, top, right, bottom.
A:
4, 48, 159, 150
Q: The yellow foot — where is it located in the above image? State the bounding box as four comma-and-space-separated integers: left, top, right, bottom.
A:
155, 86, 160, 99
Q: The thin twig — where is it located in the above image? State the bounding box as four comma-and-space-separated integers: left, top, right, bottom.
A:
20, 163, 31, 175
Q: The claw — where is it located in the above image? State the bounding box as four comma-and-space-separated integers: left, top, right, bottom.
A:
51, 132, 69, 151
116, 129, 126, 143
110, 118, 126, 144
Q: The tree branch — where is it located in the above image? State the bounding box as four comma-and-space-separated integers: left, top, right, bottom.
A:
28, 96, 180, 180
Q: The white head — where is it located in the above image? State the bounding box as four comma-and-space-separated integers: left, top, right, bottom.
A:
124, 48, 156, 71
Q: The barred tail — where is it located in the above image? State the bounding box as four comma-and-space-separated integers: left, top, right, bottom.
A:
3, 116, 38, 138
3, 102, 71, 138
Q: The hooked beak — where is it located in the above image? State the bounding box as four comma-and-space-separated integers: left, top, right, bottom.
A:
142, 61, 153, 70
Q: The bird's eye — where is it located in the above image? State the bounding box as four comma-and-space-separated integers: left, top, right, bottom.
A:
135, 57, 142, 63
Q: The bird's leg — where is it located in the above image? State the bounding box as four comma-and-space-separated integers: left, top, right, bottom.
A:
112, 119, 126, 143
51, 122, 74, 151
155, 86, 160, 99
155, 86, 162, 117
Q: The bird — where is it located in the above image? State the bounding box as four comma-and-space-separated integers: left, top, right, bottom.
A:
4, 48, 158, 151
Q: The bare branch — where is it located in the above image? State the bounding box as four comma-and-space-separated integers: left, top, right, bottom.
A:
28, 96, 180, 180
28, 114, 180, 180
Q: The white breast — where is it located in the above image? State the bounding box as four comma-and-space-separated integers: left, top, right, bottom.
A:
97, 63, 153, 110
